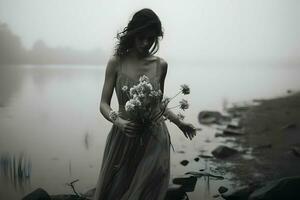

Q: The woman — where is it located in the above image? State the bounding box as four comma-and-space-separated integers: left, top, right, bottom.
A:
93, 8, 197, 200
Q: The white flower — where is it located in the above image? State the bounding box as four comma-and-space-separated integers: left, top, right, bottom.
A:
130, 86, 137, 96
139, 75, 150, 83
122, 85, 128, 92
149, 91, 157, 97
138, 93, 145, 98
130, 98, 141, 107
141, 82, 153, 91
149, 90, 162, 98
136, 85, 144, 93
125, 101, 135, 112
179, 99, 189, 110
180, 84, 190, 95
133, 94, 139, 99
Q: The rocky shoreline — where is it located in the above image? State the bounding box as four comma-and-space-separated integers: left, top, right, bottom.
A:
22, 92, 300, 200
219, 91, 300, 185
199, 91, 300, 199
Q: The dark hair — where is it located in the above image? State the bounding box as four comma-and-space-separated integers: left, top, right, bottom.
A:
114, 8, 164, 58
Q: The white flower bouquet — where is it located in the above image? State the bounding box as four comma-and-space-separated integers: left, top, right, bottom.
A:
122, 75, 190, 125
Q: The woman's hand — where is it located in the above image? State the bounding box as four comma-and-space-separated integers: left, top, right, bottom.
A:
114, 117, 142, 138
178, 121, 200, 140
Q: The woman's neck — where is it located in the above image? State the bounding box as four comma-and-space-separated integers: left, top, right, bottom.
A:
127, 50, 152, 61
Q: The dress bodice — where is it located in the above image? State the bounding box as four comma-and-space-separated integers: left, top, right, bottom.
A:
115, 58, 162, 121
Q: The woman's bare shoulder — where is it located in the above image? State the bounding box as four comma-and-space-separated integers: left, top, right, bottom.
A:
107, 55, 121, 66
155, 56, 168, 72
106, 55, 121, 73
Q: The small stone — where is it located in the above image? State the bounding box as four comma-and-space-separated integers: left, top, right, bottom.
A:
199, 154, 213, 159
292, 147, 300, 157
282, 123, 297, 130
254, 144, 272, 150
22, 188, 51, 200
194, 157, 200, 162
218, 186, 228, 194
173, 175, 197, 192
215, 133, 224, 137
180, 160, 189, 166
212, 145, 238, 159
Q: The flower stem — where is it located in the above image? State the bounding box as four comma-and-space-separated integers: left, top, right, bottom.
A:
125, 92, 130, 100
169, 91, 181, 101
168, 105, 180, 109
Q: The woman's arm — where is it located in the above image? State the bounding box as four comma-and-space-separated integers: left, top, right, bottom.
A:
99, 56, 142, 136
159, 58, 183, 127
99, 56, 118, 123
159, 58, 197, 140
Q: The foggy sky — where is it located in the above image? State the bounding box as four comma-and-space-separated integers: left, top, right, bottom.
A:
0, 0, 299, 64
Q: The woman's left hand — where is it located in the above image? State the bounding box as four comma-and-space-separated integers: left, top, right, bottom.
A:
178, 122, 200, 140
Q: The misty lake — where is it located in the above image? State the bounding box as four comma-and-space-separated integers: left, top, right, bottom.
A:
1, 63, 300, 199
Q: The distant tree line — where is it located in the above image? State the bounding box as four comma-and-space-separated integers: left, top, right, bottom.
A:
0, 21, 106, 65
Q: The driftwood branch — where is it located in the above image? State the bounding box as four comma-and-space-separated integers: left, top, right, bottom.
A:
66, 179, 81, 197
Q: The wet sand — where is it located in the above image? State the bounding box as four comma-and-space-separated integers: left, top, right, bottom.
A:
217, 91, 300, 186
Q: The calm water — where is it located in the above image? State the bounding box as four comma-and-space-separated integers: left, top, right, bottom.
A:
0, 63, 299, 199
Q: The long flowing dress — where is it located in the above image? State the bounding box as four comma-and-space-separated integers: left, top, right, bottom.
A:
93, 57, 172, 200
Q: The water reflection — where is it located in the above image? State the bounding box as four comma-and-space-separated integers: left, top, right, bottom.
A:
0, 152, 31, 193
0, 65, 26, 107
84, 131, 90, 150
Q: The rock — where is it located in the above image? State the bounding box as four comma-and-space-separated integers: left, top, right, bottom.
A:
215, 133, 224, 137
204, 138, 211, 143
198, 111, 230, 125
249, 176, 300, 200
227, 119, 242, 129
199, 154, 213, 159
222, 128, 245, 136
292, 147, 300, 157
22, 188, 51, 200
218, 186, 229, 194
165, 184, 188, 200
172, 175, 197, 192
221, 186, 253, 200
227, 105, 251, 114
212, 145, 238, 159
194, 157, 200, 162
180, 160, 189, 166
281, 123, 297, 130
216, 126, 245, 137
198, 111, 222, 124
